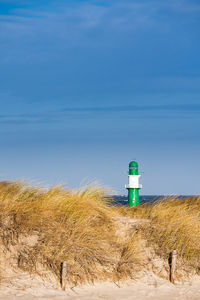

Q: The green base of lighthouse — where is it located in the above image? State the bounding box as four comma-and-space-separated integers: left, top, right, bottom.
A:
128, 188, 140, 207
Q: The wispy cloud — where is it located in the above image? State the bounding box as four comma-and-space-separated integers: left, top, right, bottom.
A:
62, 104, 200, 113
1, 0, 198, 51
0, 103, 199, 124
0, 0, 199, 67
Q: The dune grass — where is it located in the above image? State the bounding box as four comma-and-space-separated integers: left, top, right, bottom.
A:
0, 181, 143, 285
119, 196, 200, 272
0, 181, 199, 285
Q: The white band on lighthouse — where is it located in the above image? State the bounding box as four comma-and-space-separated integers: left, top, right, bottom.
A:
125, 175, 142, 189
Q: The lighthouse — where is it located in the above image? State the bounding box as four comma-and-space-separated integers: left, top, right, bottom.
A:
125, 161, 142, 207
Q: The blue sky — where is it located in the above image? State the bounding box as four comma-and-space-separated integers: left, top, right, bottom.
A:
0, 0, 200, 195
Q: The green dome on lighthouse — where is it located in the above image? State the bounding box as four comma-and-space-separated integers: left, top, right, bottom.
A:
129, 161, 138, 175
129, 161, 138, 168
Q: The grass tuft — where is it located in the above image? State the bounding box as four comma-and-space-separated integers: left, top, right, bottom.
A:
119, 196, 200, 271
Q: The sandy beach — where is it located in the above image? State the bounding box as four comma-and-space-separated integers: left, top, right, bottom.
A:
0, 273, 199, 300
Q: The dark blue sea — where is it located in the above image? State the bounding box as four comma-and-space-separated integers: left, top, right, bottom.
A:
112, 195, 194, 206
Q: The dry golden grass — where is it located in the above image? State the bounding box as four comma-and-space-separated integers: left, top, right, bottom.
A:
0, 181, 142, 285
119, 197, 200, 272
0, 180, 199, 285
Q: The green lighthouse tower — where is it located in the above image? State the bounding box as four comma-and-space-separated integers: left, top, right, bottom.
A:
125, 161, 142, 207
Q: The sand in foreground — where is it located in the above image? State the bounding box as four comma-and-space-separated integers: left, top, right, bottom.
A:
0, 273, 199, 300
